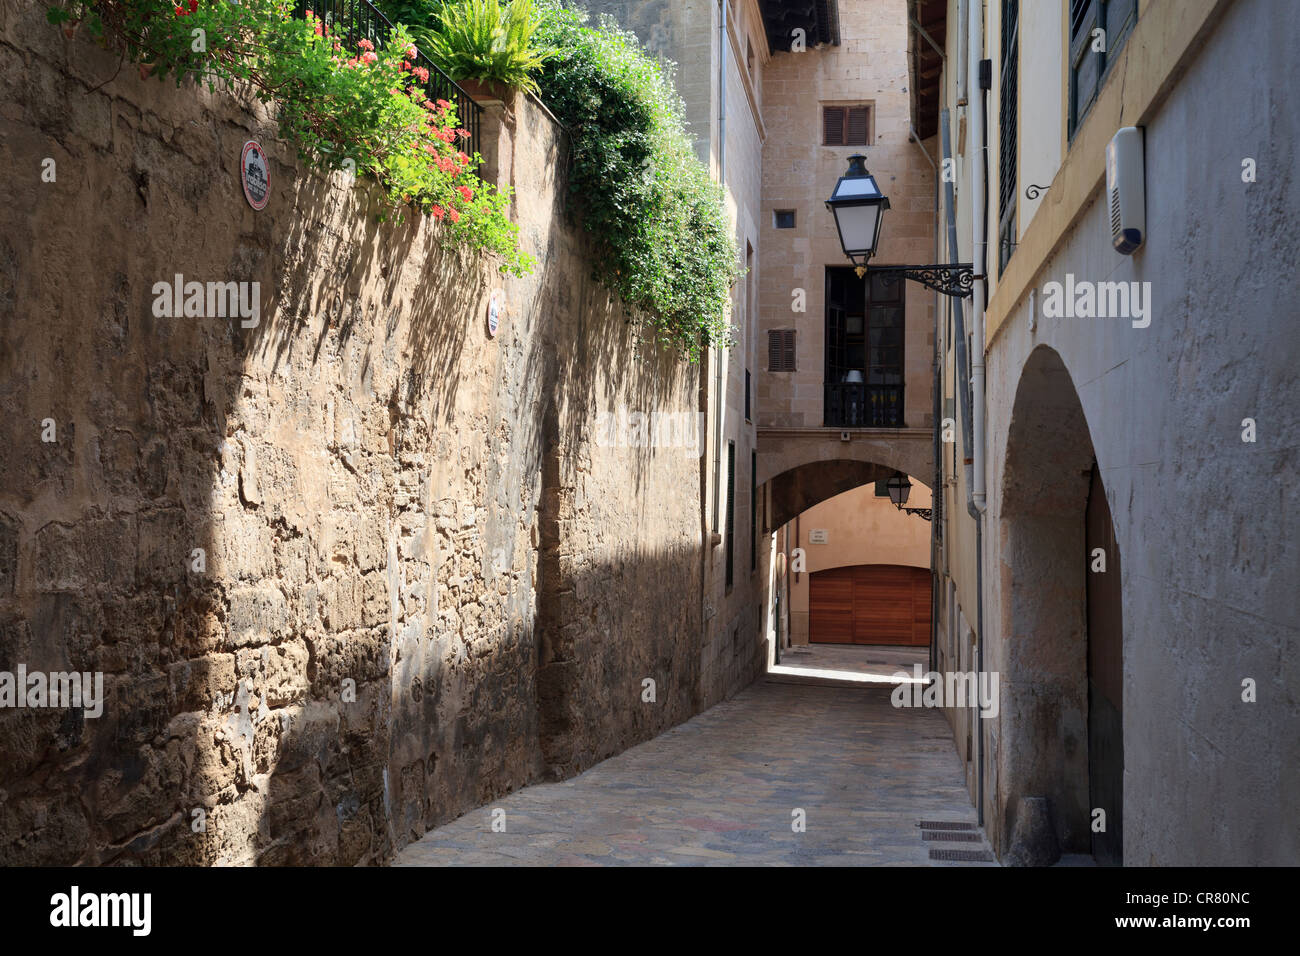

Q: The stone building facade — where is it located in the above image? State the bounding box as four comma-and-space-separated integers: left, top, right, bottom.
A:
577, 0, 773, 705
755, 0, 938, 655
926, 0, 1299, 865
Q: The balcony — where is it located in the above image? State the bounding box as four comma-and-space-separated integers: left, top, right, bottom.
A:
824, 382, 905, 428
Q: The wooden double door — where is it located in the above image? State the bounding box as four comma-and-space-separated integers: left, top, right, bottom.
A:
809, 564, 931, 646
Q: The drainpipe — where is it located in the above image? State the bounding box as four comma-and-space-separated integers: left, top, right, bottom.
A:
718, 0, 727, 187
941, 109, 974, 514
968, 0, 989, 831
943, 104, 984, 827
909, 126, 940, 674
711, 0, 728, 538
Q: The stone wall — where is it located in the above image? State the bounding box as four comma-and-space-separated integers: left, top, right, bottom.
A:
0, 2, 737, 865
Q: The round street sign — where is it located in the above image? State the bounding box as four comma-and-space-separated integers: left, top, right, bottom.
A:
241, 141, 270, 210
487, 289, 503, 337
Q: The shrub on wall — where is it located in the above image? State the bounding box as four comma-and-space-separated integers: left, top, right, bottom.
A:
531, 1, 741, 359
46, 0, 533, 275
409, 0, 557, 95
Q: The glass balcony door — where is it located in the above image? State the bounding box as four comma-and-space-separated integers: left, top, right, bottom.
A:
825, 267, 905, 427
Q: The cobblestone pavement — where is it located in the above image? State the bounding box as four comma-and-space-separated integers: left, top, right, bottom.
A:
396, 666, 994, 866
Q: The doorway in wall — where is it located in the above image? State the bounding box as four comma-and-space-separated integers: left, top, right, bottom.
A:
809, 564, 931, 646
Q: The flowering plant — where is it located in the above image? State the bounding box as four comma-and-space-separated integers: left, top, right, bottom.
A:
47, 0, 532, 275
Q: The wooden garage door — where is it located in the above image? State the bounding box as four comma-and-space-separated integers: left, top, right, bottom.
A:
809, 564, 931, 646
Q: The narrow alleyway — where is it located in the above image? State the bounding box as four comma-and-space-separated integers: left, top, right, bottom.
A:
396, 659, 992, 866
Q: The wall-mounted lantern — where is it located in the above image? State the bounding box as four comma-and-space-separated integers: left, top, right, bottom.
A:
827, 154, 978, 298
886, 471, 932, 521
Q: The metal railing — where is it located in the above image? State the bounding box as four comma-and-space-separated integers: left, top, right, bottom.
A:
291, 0, 482, 157
824, 382, 905, 428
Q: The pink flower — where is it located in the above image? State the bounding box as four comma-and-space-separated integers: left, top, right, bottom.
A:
413, 66, 429, 83
431, 205, 445, 220
405, 45, 417, 58
358, 38, 374, 51
436, 98, 451, 110
457, 185, 473, 202
455, 128, 470, 139
346, 57, 358, 67
401, 61, 411, 71
447, 208, 460, 223
361, 51, 378, 65
455, 151, 469, 166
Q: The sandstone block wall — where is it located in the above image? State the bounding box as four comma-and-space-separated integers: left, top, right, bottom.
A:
0, 3, 744, 865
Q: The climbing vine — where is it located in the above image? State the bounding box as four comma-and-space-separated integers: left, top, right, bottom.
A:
530, 2, 741, 359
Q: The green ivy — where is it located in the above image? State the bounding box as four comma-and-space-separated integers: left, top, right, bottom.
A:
47, 0, 533, 275
533, 2, 740, 359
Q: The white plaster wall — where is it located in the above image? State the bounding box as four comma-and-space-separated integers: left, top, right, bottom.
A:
982, 0, 1300, 865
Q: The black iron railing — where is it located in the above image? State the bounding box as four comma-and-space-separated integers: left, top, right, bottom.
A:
291, 0, 482, 157
824, 383, 905, 428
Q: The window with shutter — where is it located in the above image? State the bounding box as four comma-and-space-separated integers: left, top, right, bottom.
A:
823, 105, 872, 146
768, 329, 796, 371
1068, 0, 1138, 141
998, 0, 1019, 276
725, 441, 735, 591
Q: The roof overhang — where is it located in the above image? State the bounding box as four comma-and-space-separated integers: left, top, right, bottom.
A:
908, 0, 947, 140
759, 0, 840, 53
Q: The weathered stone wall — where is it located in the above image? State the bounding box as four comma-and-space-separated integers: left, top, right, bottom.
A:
575, 0, 770, 722
0, 2, 729, 865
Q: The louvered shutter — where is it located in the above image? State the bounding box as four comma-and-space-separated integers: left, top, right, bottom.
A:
823, 107, 845, 146
846, 107, 870, 145
768, 329, 796, 371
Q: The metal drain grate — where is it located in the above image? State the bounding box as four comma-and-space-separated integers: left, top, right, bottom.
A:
929, 848, 995, 862
922, 830, 983, 842
916, 820, 977, 831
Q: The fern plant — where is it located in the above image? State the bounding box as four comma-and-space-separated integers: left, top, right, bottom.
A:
417, 0, 555, 94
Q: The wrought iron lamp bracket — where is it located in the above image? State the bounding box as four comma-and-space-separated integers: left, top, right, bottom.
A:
853, 262, 978, 298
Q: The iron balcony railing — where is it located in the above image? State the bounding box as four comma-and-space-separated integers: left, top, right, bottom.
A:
824, 382, 905, 428
291, 0, 482, 157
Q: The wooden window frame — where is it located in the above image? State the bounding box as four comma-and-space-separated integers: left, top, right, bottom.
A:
768, 328, 796, 372
822, 104, 873, 147
1068, 0, 1138, 142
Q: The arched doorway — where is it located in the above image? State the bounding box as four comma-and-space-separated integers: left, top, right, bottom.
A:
998, 345, 1124, 865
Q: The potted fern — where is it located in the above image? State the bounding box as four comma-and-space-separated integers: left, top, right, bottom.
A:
414, 0, 556, 102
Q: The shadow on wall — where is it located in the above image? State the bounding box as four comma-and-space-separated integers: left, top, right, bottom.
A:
995, 344, 1097, 866
0, 4, 708, 864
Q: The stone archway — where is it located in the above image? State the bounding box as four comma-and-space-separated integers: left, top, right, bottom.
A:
756, 427, 933, 487
996, 345, 1123, 866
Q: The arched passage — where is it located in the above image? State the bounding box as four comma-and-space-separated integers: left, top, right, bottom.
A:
997, 345, 1124, 866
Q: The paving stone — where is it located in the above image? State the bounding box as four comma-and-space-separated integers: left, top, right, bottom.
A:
395, 677, 996, 867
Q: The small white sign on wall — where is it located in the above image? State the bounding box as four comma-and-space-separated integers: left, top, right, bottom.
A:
808, 529, 828, 544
